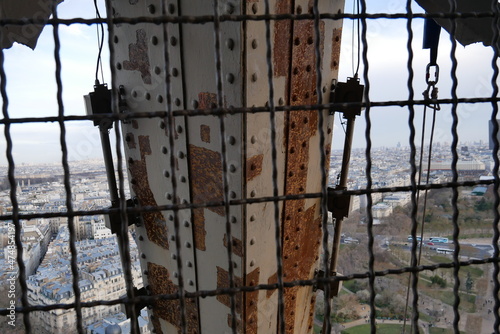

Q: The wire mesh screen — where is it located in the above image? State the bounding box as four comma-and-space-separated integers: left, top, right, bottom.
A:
0, 0, 500, 333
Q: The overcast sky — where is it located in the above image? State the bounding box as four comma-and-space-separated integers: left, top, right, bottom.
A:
0, 0, 498, 165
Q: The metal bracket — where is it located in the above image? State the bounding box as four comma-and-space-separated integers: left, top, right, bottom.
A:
106, 197, 142, 235
314, 269, 342, 297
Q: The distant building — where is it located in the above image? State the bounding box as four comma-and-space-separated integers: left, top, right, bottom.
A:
27, 227, 144, 333
86, 308, 151, 334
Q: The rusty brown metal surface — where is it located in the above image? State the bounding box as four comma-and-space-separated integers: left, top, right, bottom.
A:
281, 6, 327, 333
200, 124, 211, 143
216, 266, 243, 314
148, 262, 200, 333
331, 28, 342, 70
246, 154, 264, 182
273, 0, 293, 79
129, 135, 169, 250
224, 234, 244, 258
122, 29, 152, 84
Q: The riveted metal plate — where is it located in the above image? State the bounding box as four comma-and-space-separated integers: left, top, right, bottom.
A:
281, 1, 343, 333
110, 1, 198, 333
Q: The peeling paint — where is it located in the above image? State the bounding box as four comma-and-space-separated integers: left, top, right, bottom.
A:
216, 266, 243, 314
223, 234, 243, 257
188, 144, 225, 216
148, 262, 199, 332
123, 29, 152, 85
267, 272, 278, 298
273, 0, 293, 78
246, 154, 264, 182
193, 208, 207, 251
129, 136, 169, 249
200, 124, 211, 143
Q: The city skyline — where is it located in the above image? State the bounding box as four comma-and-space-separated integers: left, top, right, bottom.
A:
0, 0, 498, 164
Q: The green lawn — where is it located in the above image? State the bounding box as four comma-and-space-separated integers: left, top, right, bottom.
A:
341, 324, 412, 334
429, 327, 465, 334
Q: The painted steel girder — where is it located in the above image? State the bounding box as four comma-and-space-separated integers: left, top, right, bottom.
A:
109, 0, 344, 333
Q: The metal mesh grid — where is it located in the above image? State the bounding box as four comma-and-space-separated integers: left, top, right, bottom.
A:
0, 1, 499, 333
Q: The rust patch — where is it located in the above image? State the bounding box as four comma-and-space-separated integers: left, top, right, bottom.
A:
331, 28, 342, 70
123, 29, 152, 85
198, 92, 218, 110
246, 154, 264, 182
188, 144, 225, 216
267, 272, 278, 298
245, 267, 260, 334
126, 132, 136, 149
223, 234, 243, 257
147, 262, 199, 333
216, 266, 243, 314
273, 0, 293, 78
193, 208, 207, 251
129, 136, 169, 249
200, 124, 211, 143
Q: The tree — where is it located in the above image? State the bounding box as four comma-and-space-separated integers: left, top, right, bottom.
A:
465, 272, 474, 293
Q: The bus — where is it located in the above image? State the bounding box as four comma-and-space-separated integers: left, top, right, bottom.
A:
407, 236, 422, 242
429, 237, 449, 243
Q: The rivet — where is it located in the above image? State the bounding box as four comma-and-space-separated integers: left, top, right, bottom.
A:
125, 134, 131, 142
278, 97, 284, 106
250, 136, 256, 144
303, 117, 308, 124
187, 261, 193, 267
172, 67, 179, 77
138, 235, 144, 241
290, 147, 295, 154
296, 5, 302, 14
250, 215, 256, 222
188, 280, 194, 286
168, 3, 175, 14
185, 242, 191, 248
170, 36, 177, 46
148, 4, 156, 14
322, 86, 327, 93
250, 260, 255, 267
166, 193, 172, 200
226, 73, 235, 84
302, 141, 307, 148
288, 171, 294, 177
113, 36, 119, 43
251, 3, 258, 14
184, 221, 190, 228
307, 36, 314, 44
178, 151, 185, 159
251, 39, 258, 49
159, 120, 165, 129
300, 164, 305, 170
293, 67, 299, 75
251, 73, 257, 82
327, 128, 332, 134
157, 95, 164, 103
231, 216, 237, 224
145, 93, 151, 100
151, 36, 158, 45
233, 261, 238, 269
192, 100, 199, 108
169, 214, 174, 221
306, 65, 312, 72
170, 235, 176, 241
116, 62, 122, 70
171, 254, 177, 260
229, 164, 236, 173
175, 98, 181, 106
250, 190, 256, 197
173, 272, 178, 278
226, 3, 235, 14
250, 238, 255, 245
128, 157, 134, 164
141, 253, 146, 259
230, 191, 236, 199
228, 136, 236, 145
226, 39, 235, 50
162, 146, 168, 154
294, 37, 300, 46
143, 270, 149, 275
176, 125, 183, 133
180, 176, 187, 183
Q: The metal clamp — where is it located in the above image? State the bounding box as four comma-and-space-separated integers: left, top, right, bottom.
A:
425, 63, 439, 86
